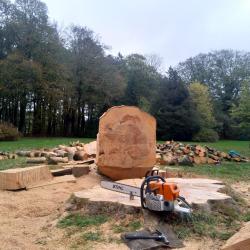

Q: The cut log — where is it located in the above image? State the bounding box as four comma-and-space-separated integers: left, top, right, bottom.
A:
96, 106, 156, 180
34, 151, 42, 157
54, 149, 67, 157
72, 178, 232, 213
26, 157, 47, 164
0, 165, 52, 190
193, 156, 201, 164
74, 151, 89, 161
222, 222, 250, 250
199, 156, 207, 164
72, 165, 90, 177
207, 158, 217, 164
83, 141, 96, 156
51, 168, 72, 177
27, 175, 76, 189
16, 150, 31, 157
48, 157, 68, 165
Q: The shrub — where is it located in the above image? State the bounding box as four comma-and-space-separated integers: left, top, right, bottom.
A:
192, 128, 219, 142
0, 123, 20, 141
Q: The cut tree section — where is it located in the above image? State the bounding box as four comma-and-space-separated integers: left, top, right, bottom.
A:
72, 178, 232, 212
96, 106, 156, 180
0, 165, 52, 190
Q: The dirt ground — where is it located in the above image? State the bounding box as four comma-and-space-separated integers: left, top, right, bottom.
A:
0, 172, 249, 250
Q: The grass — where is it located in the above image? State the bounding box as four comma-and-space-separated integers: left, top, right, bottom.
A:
175, 162, 250, 182
82, 232, 102, 241
170, 208, 245, 241
0, 137, 94, 152
58, 214, 108, 228
0, 158, 27, 171
112, 220, 142, 233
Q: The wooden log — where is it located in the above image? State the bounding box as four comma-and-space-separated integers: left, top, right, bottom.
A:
41, 151, 57, 158
96, 106, 156, 180
209, 154, 220, 161
7, 153, 17, 159
51, 168, 72, 176
54, 149, 67, 157
33, 151, 42, 157
74, 151, 89, 161
0, 165, 52, 190
222, 222, 250, 250
83, 141, 96, 156
72, 165, 90, 177
27, 175, 76, 189
48, 157, 68, 165
26, 157, 47, 164
199, 156, 207, 164
193, 156, 201, 164
72, 178, 232, 212
207, 158, 217, 164
16, 150, 31, 157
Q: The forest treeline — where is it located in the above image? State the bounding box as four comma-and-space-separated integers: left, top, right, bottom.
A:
0, 0, 250, 141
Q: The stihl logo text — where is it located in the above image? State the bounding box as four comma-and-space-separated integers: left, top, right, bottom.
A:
112, 184, 124, 191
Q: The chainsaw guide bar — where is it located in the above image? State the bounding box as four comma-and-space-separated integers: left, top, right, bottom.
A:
100, 180, 141, 197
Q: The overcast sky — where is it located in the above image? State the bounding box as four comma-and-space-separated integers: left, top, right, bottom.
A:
43, 0, 250, 69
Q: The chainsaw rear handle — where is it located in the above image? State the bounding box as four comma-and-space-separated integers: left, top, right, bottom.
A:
169, 184, 180, 195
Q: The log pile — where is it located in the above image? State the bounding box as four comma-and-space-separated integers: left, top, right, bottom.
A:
0, 152, 17, 160
156, 141, 249, 166
15, 141, 97, 165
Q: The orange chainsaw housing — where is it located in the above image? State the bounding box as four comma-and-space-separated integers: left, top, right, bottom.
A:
148, 180, 180, 201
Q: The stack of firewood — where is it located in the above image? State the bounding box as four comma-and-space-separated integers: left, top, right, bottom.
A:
15, 141, 96, 165
0, 152, 17, 160
156, 141, 248, 166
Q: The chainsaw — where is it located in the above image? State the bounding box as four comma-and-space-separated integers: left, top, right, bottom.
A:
101, 171, 192, 215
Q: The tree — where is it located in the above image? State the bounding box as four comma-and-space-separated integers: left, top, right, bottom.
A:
0, 52, 42, 132
152, 68, 199, 141
189, 82, 218, 141
68, 25, 126, 136
123, 54, 161, 112
231, 81, 250, 139
176, 50, 250, 138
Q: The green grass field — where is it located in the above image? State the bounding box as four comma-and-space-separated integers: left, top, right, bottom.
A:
0, 137, 94, 152
0, 138, 249, 182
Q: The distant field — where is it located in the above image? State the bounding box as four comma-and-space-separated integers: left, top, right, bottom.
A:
0, 137, 94, 152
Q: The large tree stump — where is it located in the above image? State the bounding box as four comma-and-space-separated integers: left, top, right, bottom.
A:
72, 178, 232, 212
0, 165, 52, 190
96, 106, 156, 180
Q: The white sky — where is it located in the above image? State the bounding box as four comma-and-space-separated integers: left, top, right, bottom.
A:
43, 0, 250, 69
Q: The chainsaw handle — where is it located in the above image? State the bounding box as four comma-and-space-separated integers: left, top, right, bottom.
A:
140, 176, 165, 209
170, 184, 180, 195
145, 169, 159, 178
125, 235, 164, 241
